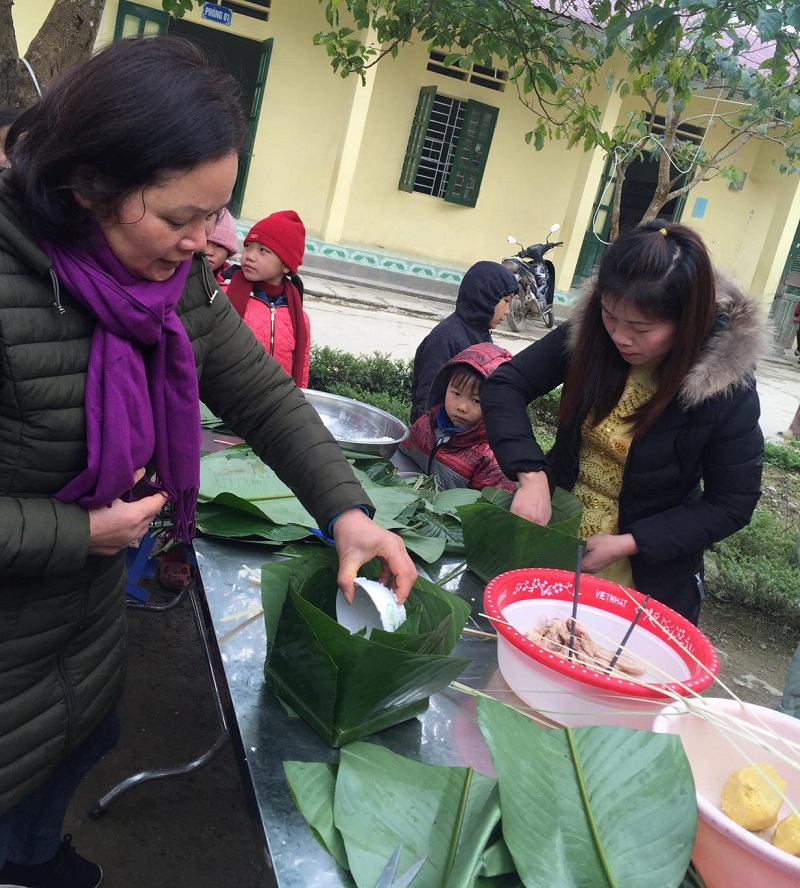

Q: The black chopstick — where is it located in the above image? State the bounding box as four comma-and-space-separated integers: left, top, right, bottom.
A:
567, 545, 583, 660
607, 594, 651, 672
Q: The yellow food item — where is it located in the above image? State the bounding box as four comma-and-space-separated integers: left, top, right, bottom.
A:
720, 763, 786, 831
773, 813, 800, 856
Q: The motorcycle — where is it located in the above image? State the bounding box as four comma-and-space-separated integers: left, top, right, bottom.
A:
502, 223, 563, 331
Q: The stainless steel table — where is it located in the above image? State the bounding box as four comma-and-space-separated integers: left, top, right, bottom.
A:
192, 536, 510, 888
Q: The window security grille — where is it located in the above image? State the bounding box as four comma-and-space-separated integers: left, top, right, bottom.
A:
648, 114, 704, 145
415, 95, 465, 197
399, 87, 498, 207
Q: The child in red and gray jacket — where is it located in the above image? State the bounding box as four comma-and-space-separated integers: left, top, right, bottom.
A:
400, 342, 515, 492
226, 210, 311, 387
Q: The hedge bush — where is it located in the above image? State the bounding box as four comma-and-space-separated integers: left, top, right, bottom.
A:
764, 438, 800, 473
708, 511, 800, 626
310, 345, 562, 436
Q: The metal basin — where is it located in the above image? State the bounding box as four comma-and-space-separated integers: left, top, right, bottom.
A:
301, 389, 409, 458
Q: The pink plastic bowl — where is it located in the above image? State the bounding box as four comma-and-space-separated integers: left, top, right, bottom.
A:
483, 568, 719, 729
653, 698, 800, 888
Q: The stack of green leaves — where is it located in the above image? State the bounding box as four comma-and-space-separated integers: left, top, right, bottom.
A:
262, 546, 472, 747
196, 447, 587, 572
196, 445, 482, 563
459, 488, 585, 583
284, 696, 697, 888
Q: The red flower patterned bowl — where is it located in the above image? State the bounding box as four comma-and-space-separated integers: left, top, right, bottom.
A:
484, 567, 719, 729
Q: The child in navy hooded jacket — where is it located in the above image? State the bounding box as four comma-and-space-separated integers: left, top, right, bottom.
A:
401, 343, 515, 492
409, 261, 518, 423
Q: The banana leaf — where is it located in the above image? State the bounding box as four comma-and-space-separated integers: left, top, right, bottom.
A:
196, 447, 458, 561
397, 528, 448, 564
335, 744, 500, 888
195, 500, 310, 543
476, 697, 696, 888
481, 486, 583, 537
284, 696, 697, 888
262, 547, 471, 746
200, 446, 421, 528
460, 490, 585, 583
283, 760, 349, 870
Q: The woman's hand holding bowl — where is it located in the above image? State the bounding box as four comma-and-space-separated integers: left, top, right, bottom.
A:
332, 508, 417, 605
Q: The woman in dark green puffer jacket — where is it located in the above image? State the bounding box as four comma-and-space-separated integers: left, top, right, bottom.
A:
0, 36, 415, 887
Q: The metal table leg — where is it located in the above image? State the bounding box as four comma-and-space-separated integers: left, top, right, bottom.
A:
87, 730, 230, 818
88, 572, 231, 818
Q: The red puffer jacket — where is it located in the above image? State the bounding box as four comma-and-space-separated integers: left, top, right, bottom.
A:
242, 297, 310, 387
400, 342, 514, 492
226, 272, 310, 387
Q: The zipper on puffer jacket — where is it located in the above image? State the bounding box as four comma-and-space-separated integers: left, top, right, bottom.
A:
426, 428, 452, 476
57, 577, 94, 752
269, 303, 276, 356
57, 653, 79, 752
49, 268, 65, 315
200, 258, 220, 304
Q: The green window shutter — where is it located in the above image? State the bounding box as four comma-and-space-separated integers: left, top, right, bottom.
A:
399, 86, 437, 193
444, 99, 498, 207
230, 38, 273, 218
114, 1, 168, 39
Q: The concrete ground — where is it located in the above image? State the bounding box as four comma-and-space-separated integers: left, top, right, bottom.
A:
65, 269, 799, 887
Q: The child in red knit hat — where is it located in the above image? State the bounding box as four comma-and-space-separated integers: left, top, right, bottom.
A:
226, 210, 311, 387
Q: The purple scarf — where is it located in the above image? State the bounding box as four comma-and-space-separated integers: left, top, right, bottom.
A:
41, 235, 201, 542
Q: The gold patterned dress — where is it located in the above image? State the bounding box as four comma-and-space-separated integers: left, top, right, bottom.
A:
572, 362, 659, 588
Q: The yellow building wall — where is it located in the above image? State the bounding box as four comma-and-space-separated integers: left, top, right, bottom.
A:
675, 120, 800, 301
338, 40, 586, 270
236, 1, 356, 228
24, 0, 800, 298
95, 0, 609, 276
11, 0, 54, 53
607, 91, 800, 299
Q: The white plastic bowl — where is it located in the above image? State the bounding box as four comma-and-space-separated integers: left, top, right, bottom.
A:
484, 568, 719, 729
336, 577, 406, 637
652, 698, 800, 888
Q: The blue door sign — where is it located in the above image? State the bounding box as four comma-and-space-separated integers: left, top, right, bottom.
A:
201, 3, 232, 26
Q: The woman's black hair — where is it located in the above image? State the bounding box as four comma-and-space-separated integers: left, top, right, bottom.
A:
5, 36, 247, 241
560, 220, 717, 436
0, 109, 21, 129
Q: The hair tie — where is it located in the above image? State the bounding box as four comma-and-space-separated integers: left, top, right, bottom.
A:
659, 227, 668, 236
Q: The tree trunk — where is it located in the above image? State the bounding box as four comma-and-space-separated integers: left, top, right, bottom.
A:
0, 0, 108, 109
609, 158, 633, 243
27, 0, 108, 89
0, 0, 35, 109
642, 91, 681, 224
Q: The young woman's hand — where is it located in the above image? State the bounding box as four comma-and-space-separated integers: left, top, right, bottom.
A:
582, 533, 638, 572
510, 471, 552, 526
333, 508, 418, 604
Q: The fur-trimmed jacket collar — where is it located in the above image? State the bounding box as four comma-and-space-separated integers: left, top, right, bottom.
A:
567, 271, 767, 408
